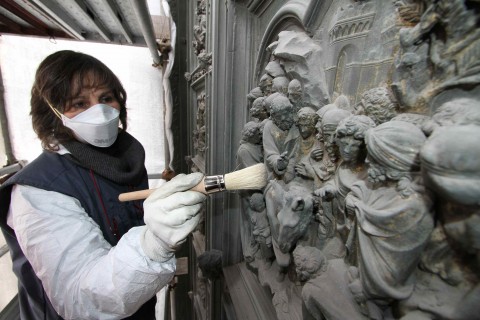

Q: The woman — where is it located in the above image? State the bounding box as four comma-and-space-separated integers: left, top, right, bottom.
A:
0, 50, 206, 319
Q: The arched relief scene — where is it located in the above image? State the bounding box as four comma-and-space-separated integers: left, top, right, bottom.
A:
229, 0, 480, 319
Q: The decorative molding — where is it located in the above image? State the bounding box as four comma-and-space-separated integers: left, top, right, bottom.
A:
247, 0, 274, 16
328, 12, 375, 44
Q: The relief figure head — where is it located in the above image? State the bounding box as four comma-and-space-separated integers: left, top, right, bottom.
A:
296, 107, 319, 139
357, 87, 398, 125
259, 74, 273, 95
422, 97, 480, 136
241, 121, 262, 145
250, 193, 266, 213
322, 109, 352, 162
335, 115, 376, 164
250, 97, 268, 121
365, 121, 426, 185
271, 96, 294, 131
288, 79, 303, 105
247, 87, 263, 103
292, 245, 327, 282
271, 76, 290, 95
421, 125, 480, 206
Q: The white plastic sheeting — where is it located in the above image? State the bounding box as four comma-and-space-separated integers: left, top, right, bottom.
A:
159, 0, 177, 172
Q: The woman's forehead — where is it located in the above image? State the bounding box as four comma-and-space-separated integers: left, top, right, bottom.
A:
70, 72, 110, 96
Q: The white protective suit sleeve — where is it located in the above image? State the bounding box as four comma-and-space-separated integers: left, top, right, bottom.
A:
7, 184, 175, 320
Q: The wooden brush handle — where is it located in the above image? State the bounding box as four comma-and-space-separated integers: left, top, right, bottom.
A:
118, 180, 207, 202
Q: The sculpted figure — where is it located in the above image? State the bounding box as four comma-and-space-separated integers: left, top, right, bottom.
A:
184, 52, 212, 82
315, 115, 376, 251
237, 121, 263, 168
271, 76, 290, 95
236, 121, 264, 261
391, 113, 430, 129
293, 246, 365, 320
321, 108, 352, 174
247, 87, 263, 103
334, 94, 352, 112
422, 97, 480, 136
192, 1, 206, 55
345, 121, 434, 318
250, 97, 269, 123
355, 87, 398, 125
288, 79, 304, 112
293, 107, 321, 188
262, 95, 300, 183
264, 92, 284, 115
393, 0, 480, 107
259, 73, 274, 96
398, 125, 480, 319
249, 192, 273, 259
314, 103, 337, 143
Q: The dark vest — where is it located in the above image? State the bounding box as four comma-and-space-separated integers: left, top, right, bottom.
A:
0, 151, 156, 320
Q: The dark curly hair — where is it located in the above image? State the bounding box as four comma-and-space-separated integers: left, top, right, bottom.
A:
31, 50, 127, 150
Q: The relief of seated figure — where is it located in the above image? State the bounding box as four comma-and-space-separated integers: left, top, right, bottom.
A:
314, 115, 376, 257
344, 121, 434, 319
263, 95, 300, 183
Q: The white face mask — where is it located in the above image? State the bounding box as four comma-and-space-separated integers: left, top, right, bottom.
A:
49, 103, 120, 147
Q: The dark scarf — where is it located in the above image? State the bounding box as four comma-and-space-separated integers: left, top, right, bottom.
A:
62, 131, 147, 185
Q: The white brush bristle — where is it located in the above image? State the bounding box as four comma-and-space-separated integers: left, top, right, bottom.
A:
224, 163, 268, 190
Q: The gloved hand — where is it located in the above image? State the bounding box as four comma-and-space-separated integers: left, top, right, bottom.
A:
140, 172, 206, 262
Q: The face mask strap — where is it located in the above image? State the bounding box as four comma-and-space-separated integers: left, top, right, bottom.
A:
46, 101, 64, 120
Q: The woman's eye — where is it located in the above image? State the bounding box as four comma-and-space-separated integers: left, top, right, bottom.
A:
100, 95, 115, 103
72, 101, 86, 109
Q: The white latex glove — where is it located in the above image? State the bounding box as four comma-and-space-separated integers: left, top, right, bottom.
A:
141, 172, 206, 262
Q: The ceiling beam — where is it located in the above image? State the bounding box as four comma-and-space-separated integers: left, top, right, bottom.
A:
103, 0, 133, 44
0, 13, 23, 34
0, 12, 68, 38
71, 0, 112, 42
0, 0, 50, 35
28, 0, 85, 40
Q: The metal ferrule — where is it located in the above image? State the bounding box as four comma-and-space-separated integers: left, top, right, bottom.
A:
203, 175, 226, 193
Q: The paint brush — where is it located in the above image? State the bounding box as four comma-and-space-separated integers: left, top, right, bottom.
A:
118, 163, 268, 202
